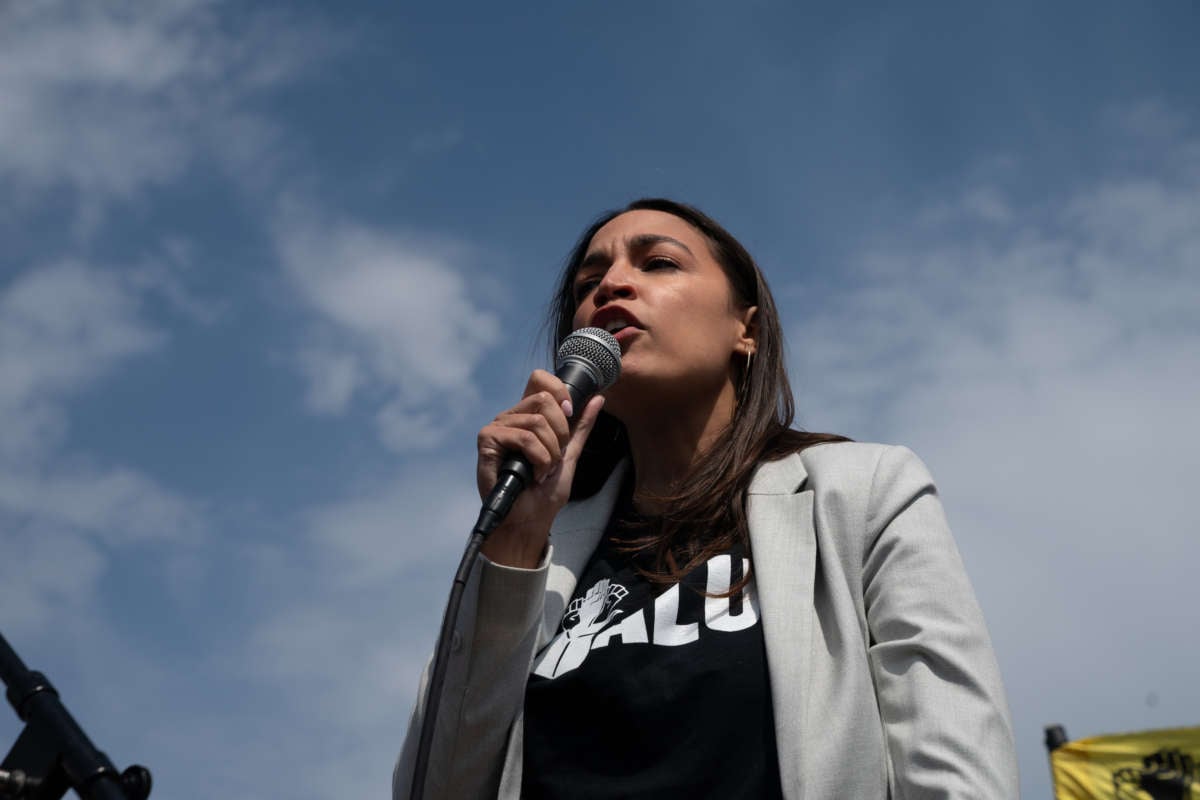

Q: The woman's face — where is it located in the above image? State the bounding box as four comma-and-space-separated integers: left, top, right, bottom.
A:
570, 210, 756, 412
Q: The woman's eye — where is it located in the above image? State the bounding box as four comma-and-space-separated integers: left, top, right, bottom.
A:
644, 257, 677, 271
574, 279, 599, 300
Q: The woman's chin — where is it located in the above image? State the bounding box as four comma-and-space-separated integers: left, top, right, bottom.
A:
602, 373, 680, 417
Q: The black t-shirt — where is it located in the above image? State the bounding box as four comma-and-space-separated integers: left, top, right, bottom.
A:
522, 493, 784, 799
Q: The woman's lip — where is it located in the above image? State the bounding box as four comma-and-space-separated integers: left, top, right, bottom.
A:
613, 327, 641, 347
591, 305, 643, 332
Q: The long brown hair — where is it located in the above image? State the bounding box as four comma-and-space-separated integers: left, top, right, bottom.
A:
547, 198, 849, 589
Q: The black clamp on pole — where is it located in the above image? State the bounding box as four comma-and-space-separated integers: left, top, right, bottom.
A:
0, 632, 151, 800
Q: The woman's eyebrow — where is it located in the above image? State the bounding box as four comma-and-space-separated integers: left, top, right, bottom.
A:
578, 233, 695, 277
628, 233, 693, 255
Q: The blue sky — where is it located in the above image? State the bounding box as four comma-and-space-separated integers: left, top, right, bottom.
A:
1, 2, 1197, 797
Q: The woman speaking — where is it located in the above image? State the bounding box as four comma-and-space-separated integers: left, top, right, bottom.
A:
395, 199, 1019, 799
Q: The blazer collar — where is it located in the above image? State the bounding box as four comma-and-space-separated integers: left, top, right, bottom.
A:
553, 451, 810, 530
748, 451, 809, 495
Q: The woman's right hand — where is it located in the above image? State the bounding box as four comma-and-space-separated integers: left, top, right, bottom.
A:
476, 369, 605, 568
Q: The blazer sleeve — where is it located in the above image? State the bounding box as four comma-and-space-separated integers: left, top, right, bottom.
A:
861, 446, 1020, 799
393, 552, 549, 800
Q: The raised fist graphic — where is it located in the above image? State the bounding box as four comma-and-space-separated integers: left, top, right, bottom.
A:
532, 578, 629, 678
567, 578, 626, 633
1113, 748, 1195, 800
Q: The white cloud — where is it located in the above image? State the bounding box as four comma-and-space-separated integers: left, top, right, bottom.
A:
0, 261, 164, 459
0, 465, 200, 544
0, 260, 203, 641
0, 520, 106, 638
296, 347, 364, 414
275, 214, 502, 451
787, 108, 1200, 798
0, 0, 336, 215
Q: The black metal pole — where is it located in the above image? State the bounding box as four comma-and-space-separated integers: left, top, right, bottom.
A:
1044, 723, 1068, 800
0, 632, 151, 800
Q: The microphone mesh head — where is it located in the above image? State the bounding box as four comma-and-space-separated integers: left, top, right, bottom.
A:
556, 327, 622, 389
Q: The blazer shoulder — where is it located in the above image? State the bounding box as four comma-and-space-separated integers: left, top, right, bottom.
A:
798, 441, 934, 502
798, 440, 896, 477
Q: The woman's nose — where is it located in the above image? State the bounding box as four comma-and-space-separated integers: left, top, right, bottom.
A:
593, 261, 637, 305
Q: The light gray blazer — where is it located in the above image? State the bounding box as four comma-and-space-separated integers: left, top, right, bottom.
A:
395, 442, 1019, 799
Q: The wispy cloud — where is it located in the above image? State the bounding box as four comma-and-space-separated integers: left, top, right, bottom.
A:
0, 521, 105, 636
0, 261, 164, 458
0, 261, 202, 635
0, 6, 488, 796
0, 466, 199, 544
787, 104, 1200, 797
303, 462, 481, 586
274, 211, 502, 451
0, 0, 338, 221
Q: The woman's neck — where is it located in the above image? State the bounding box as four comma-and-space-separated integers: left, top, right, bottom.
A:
620, 380, 738, 513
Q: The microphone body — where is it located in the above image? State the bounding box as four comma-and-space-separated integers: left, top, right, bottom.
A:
475, 327, 621, 535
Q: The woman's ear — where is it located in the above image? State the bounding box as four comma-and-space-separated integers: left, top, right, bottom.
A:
736, 305, 759, 355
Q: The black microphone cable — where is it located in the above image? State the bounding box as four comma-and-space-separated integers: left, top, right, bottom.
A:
409, 328, 620, 800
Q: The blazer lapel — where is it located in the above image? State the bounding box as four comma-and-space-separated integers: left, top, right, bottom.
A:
539, 461, 628, 646
747, 453, 816, 800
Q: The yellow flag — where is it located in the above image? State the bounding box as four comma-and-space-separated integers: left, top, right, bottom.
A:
1051, 726, 1200, 799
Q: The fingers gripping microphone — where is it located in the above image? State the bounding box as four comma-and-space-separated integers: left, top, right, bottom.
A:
474, 327, 621, 536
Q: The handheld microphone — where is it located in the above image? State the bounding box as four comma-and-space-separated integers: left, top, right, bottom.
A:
475, 327, 621, 535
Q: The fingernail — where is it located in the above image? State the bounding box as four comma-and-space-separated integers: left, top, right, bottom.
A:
561, 399, 573, 418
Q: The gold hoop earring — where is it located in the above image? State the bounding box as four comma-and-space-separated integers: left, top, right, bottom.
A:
739, 349, 754, 401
